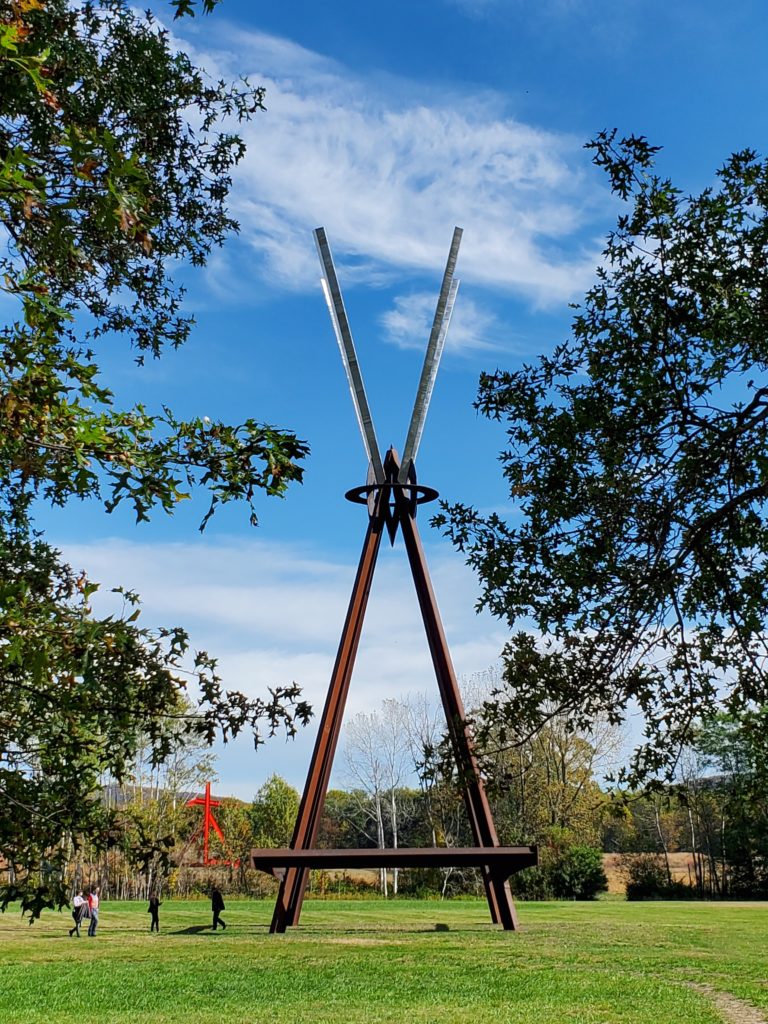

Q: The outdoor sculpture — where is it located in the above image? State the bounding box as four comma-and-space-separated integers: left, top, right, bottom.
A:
251, 228, 537, 932
185, 782, 239, 868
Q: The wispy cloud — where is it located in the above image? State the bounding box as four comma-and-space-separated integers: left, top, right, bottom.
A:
175, 24, 607, 307
381, 292, 501, 354
444, 0, 642, 40
60, 535, 507, 795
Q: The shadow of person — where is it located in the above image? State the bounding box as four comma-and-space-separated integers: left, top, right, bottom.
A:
434, 923, 450, 932
168, 925, 211, 935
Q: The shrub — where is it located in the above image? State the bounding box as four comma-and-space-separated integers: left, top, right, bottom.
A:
621, 854, 694, 900
548, 845, 608, 900
509, 865, 554, 900
510, 843, 607, 900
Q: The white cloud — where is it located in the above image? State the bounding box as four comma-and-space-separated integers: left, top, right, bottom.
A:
175, 24, 606, 307
445, 0, 641, 36
59, 535, 507, 795
381, 291, 501, 354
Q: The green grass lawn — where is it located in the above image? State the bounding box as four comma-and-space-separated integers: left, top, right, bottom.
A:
1, 898, 766, 1023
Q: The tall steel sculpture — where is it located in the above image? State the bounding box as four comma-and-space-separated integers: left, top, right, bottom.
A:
251, 228, 537, 932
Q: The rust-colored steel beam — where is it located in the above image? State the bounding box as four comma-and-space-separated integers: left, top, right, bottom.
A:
394, 485, 520, 931
266, 452, 526, 933
254, 845, 537, 879
271, 489, 387, 933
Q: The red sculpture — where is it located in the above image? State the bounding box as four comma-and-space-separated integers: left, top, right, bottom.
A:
186, 782, 239, 867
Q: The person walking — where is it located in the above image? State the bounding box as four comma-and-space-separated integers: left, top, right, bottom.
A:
87, 887, 100, 937
211, 887, 226, 931
69, 890, 86, 937
148, 894, 161, 933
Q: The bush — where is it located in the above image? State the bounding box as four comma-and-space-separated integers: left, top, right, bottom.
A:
728, 862, 768, 900
510, 843, 607, 901
396, 868, 447, 898
509, 865, 554, 900
548, 845, 608, 900
621, 854, 694, 900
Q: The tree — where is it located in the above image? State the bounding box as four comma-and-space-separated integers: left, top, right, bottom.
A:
693, 710, 768, 896
99, 701, 216, 897
211, 798, 254, 890
0, 0, 310, 919
401, 692, 447, 848
483, 713, 611, 849
459, 667, 618, 847
342, 710, 389, 893
315, 788, 376, 856
342, 703, 413, 894
375, 699, 410, 894
437, 132, 768, 788
249, 775, 299, 849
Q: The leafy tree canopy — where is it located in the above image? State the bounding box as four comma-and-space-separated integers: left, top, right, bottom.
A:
249, 774, 300, 849
436, 132, 768, 789
1, 0, 310, 918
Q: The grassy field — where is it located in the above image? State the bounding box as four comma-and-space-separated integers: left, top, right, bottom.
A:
1, 897, 766, 1024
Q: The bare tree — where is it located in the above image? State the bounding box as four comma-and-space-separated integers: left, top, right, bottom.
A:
378, 700, 410, 893
342, 701, 411, 895
402, 692, 444, 847
401, 692, 471, 896
343, 711, 389, 893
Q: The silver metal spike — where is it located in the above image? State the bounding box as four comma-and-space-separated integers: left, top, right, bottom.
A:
314, 228, 384, 484
398, 227, 462, 483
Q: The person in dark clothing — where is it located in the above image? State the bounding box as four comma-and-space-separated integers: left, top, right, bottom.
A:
69, 890, 86, 937
211, 887, 226, 931
148, 894, 161, 933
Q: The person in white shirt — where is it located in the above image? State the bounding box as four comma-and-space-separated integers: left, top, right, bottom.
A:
69, 890, 86, 937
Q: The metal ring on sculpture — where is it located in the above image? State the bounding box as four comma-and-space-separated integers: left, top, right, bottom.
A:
344, 482, 439, 506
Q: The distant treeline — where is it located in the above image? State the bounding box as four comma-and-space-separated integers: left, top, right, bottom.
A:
32, 695, 766, 903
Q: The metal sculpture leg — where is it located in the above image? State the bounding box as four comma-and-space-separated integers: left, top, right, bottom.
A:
271, 500, 386, 932
396, 493, 519, 930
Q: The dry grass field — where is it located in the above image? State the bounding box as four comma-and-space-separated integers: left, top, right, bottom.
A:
602, 852, 696, 894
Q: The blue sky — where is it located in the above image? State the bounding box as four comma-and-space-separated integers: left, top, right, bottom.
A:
44, 0, 768, 797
